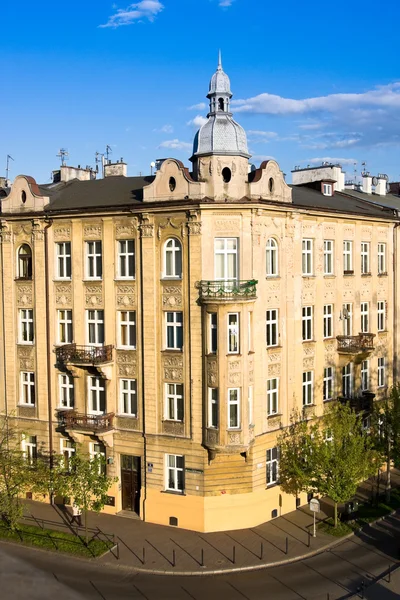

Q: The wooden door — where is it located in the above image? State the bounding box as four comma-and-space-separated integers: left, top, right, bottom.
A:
121, 456, 140, 513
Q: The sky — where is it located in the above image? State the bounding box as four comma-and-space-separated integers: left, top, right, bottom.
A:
1, 0, 400, 184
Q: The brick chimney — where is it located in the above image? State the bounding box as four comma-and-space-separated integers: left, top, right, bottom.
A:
104, 159, 127, 178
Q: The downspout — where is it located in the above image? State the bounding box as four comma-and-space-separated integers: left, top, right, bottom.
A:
187, 225, 193, 442
44, 218, 54, 492
139, 230, 147, 522
0, 224, 9, 438
393, 219, 400, 384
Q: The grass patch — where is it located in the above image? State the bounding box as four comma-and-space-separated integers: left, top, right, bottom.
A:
0, 522, 113, 557
319, 518, 357, 537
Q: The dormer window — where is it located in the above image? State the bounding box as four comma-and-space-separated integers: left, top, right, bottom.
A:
17, 245, 32, 279
322, 183, 333, 196
218, 98, 224, 111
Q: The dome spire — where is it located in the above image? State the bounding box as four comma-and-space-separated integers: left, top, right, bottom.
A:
218, 49, 222, 70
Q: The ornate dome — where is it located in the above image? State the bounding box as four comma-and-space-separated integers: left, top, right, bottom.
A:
209, 63, 231, 95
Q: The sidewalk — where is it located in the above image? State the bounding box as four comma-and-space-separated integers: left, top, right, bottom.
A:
19, 498, 345, 575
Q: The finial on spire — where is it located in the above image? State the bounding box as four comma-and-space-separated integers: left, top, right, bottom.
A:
218, 49, 222, 70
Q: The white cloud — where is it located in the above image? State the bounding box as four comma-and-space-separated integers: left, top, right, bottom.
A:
305, 157, 357, 166
187, 115, 208, 128
99, 0, 164, 28
247, 130, 278, 139
158, 139, 192, 150
298, 122, 324, 130
250, 154, 275, 163
188, 102, 206, 111
154, 124, 174, 133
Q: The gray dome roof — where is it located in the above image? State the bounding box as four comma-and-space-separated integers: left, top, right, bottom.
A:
209, 68, 231, 95
193, 114, 249, 157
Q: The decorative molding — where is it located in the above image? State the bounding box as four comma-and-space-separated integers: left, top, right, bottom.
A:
117, 351, 136, 365
205, 428, 219, 446
118, 364, 137, 377
85, 284, 103, 307
140, 213, 154, 238
162, 421, 185, 436
83, 224, 102, 239
164, 355, 183, 368
0, 221, 12, 243
303, 344, 315, 356
228, 431, 241, 445
268, 364, 281, 376
55, 283, 72, 306
116, 284, 136, 307
157, 218, 185, 240
116, 416, 140, 431
268, 351, 281, 363
164, 367, 183, 381
162, 285, 182, 308
249, 370, 254, 383
215, 219, 241, 232
16, 284, 33, 307
115, 220, 138, 238
267, 415, 281, 430
53, 226, 71, 240
187, 209, 201, 236
31, 220, 44, 242
361, 227, 372, 240
303, 357, 314, 369
20, 358, 34, 370
14, 224, 31, 237
228, 360, 240, 371
343, 226, 355, 238
228, 372, 241, 385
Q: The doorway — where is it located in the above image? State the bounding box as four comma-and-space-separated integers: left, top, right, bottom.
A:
121, 455, 141, 514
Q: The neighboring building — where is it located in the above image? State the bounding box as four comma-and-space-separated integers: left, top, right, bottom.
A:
0, 59, 398, 532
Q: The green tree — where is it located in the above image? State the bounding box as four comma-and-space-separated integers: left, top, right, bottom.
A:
278, 410, 317, 507
30, 452, 66, 505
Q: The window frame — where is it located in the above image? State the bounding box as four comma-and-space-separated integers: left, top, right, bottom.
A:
214, 237, 238, 281
88, 376, 106, 415
361, 242, 370, 275
324, 240, 334, 275
85, 240, 103, 280
343, 240, 353, 273
87, 309, 105, 346
267, 378, 279, 416
302, 306, 313, 341
342, 363, 353, 397
361, 302, 369, 333
165, 311, 183, 350
55, 242, 72, 280
120, 378, 138, 417
227, 388, 240, 429
377, 301, 386, 332
266, 447, 279, 486
208, 388, 218, 428
322, 183, 333, 196
20, 371, 35, 406
266, 238, 279, 277
342, 303, 353, 336
165, 383, 184, 422
117, 239, 135, 279
227, 312, 239, 354
19, 308, 34, 344
323, 304, 333, 339
17, 244, 33, 280
302, 371, 314, 406
323, 366, 334, 401
302, 239, 313, 276
361, 359, 369, 392
58, 373, 74, 409
165, 454, 185, 493
118, 310, 136, 349
209, 313, 218, 354
378, 357, 386, 388
57, 309, 73, 345
266, 309, 279, 347
163, 237, 182, 279
378, 243, 386, 275
22, 434, 37, 465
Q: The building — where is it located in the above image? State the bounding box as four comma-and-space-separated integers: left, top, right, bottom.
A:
0, 58, 399, 532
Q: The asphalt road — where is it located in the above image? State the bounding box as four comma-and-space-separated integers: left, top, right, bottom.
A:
1, 514, 400, 600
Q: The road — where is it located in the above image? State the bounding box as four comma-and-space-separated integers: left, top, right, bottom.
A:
1, 514, 400, 600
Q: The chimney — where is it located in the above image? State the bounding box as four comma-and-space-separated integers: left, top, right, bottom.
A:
53, 165, 97, 183
104, 159, 127, 178
362, 172, 372, 194
375, 174, 387, 196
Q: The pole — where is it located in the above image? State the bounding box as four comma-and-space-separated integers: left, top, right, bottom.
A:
313, 510, 316, 537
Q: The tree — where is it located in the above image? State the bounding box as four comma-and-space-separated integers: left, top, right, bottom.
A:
29, 452, 66, 505
278, 410, 317, 507
311, 402, 376, 527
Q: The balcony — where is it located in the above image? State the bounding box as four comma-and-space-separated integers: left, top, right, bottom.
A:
55, 344, 113, 366
339, 391, 375, 413
60, 411, 114, 433
336, 333, 375, 355
196, 279, 258, 303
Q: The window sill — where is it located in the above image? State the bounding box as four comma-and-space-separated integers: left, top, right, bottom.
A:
161, 277, 182, 282
302, 275, 315, 278
227, 428, 242, 432
343, 271, 354, 276
378, 272, 388, 277
117, 413, 138, 419
323, 337, 334, 341
53, 278, 72, 282
302, 339, 315, 344
226, 353, 241, 357
17, 403, 35, 408
83, 278, 103, 283
377, 330, 387, 334
117, 346, 137, 351
162, 348, 183, 353
114, 277, 136, 282
303, 403, 316, 408
17, 342, 34, 346
323, 398, 334, 403
206, 352, 217, 357
162, 419, 184, 424
266, 345, 282, 350
267, 412, 282, 419
323, 274, 335, 279
361, 273, 372, 277
266, 275, 280, 280
266, 482, 280, 490
161, 490, 186, 496
15, 277, 33, 282
56, 406, 74, 411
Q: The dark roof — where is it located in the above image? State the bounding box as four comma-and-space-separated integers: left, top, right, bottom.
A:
290, 185, 397, 220
43, 176, 155, 212
335, 187, 400, 212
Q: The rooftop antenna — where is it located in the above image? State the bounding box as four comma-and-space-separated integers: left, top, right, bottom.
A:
57, 148, 69, 166
95, 151, 105, 178
105, 145, 112, 163
354, 161, 358, 185
6, 154, 14, 180
361, 161, 367, 175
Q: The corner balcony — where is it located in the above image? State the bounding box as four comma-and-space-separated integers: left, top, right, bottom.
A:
196, 279, 258, 303
55, 344, 113, 366
336, 333, 375, 355
339, 391, 375, 413
60, 411, 115, 433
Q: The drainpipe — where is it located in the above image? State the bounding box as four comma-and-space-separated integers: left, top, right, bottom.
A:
139, 229, 147, 522
44, 218, 54, 498
0, 223, 9, 442
393, 220, 400, 384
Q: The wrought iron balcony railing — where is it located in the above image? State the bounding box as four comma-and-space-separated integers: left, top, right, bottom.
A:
197, 279, 258, 301
55, 344, 113, 365
60, 411, 114, 432
339, 391, 375, 413
336, 333, 375, 354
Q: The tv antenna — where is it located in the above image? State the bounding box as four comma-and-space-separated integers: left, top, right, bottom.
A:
105, 145, 112, 162
57, 148, 69, 166
95, 151, 105, 177
6, 154, 14, 180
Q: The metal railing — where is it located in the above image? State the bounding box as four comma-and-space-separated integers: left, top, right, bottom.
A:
60, 411, 115, 432
197, 279, 258, 301
339, 391, 375, 413
55, 344, 113, 365
336, 333, 375, 354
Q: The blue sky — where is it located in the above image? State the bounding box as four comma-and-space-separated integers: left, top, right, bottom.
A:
2, 0, 400, 184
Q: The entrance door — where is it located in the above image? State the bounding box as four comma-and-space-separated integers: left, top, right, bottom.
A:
121, 455, 141, 514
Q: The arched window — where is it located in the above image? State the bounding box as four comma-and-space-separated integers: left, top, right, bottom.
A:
17, 244, 32, 279
266, 238, 278, 277
218, 98, 224, 111
164, 238, 182, 278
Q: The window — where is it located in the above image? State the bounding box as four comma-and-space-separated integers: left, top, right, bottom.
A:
343, 240, 353, 273
208, 388, 218, 428
20, 372, 35, 405
22, 435, 37, 465
361, 302, 369, 333
302, 239, 313, 275
248, 386, 253, 425
377, 301, 386, 332
90, 442, 106, 475
323, 304, 333, 339
228, 388, 240, 429
59, 374, 74, 409
88, 376, 106, 414
302, 371, 313, 406
165, 383, 184, 421
324, 240, 334, 275
118, 240, 135, 279
324, 428, 333, 442
86, 241, 102, 279
58, 309, 73, 344
266, 309, 278, 347
323, 367, 334, 401
222, 167, 231, 183
119, 311, 136, 348
56, 242, 71, 279
166, 312, 183, 350
164, 238, 182, 278
209, 313, 217, 353
227, 313, 239, 354
378, 357, 386, 388
60, 438, 75, 470
214, 238, 238, 281
117, 379, 137, 417
267, 378, 279, 415
19, 309, 34, 343
165, 454, 184, 492
323, 183, 332, 196
87, 310, 104, 346
17, 244, 32, 279
266, 238, 278, 277
361, 360, 369, 391
361, 242, 370, 274
342, 363, 352, 397
302, 306, 313, 341
342, 303, 353, 336
266, 447, 279, 486
378, 243, 386, 274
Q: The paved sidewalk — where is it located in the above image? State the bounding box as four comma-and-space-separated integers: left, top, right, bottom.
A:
20, 499, 344, 575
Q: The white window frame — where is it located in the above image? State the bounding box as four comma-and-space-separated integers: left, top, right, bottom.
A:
208, 388, 218, 428
378, 357, 386, 388
343, 240, 353, 273
302, 239, 313, 276
323, 367, 334, 401
90, 442, 106, 475
342, 303, 353, 336
56, 242, 71, 279
117, 239, 135, 279
163, 238, 182, 279
118, 311, 136, 349
378, 243, 386, 275
377, 301, 386, 332
87, 310, 104, 346
165, 454, 184, 493
165, 312, 183, 350
228, 388, 240, 429
20, 371, 35, 405
227, 313, 239, 354
361, 302, 369, 333
302, 306, 313, 341
266, 309, 278, 347
323, 304, 333, 339
165, 383, 184, 422
57, 309, 73, 344
266, 447, 279, 486
361, 360, 369, 392
22, 435, 37, 465
214, 238, 238, 281
58, 374, 74, 409
209, 313, 217, 354
342, 363, 353, 397
267, 378, 279, 416
324, 240, 334, 275
19, 309, 34, 344
323, 183, 332, 196
88, 376, 106, 415
120, 378, 137, 416
86, 240, 102, 280
60, 438, 75, 467
302, 371, 314, 406
266, 238, 279, 277
361, 242, 370, 275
